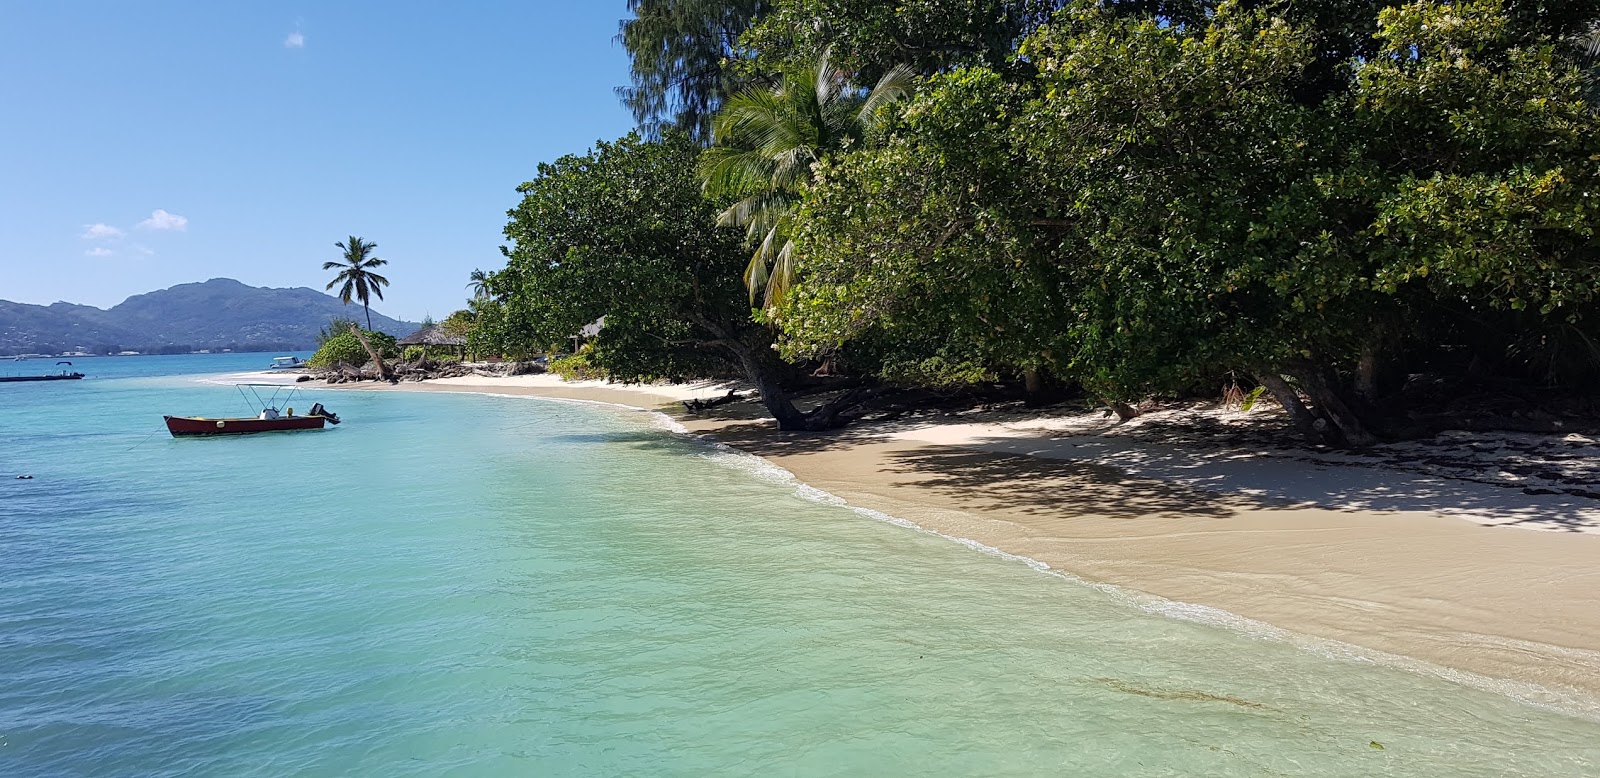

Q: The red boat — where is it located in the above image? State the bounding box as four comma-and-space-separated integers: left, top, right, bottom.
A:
164, 413, 332, 436
165, 384, 340, 437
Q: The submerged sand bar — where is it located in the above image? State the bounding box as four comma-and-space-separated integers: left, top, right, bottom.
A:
333, 373, 1600, 712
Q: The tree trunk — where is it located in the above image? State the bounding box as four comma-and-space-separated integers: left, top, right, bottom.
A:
1287, 362, 1378, 447
728, 341, 811, 430
364, 304, 373, 331
1023, 367, 1044, 396
350, 327, 392, 382
1253, 371, 1325, 445
1355, 343, 1381, 404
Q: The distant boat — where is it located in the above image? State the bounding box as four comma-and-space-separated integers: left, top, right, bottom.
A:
164, 383, 340, 437
267, 355, 305, 370
0, 361, 85, 383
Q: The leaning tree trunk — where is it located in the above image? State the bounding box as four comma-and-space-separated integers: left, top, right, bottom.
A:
1286, 362, 1378, 447
350, 327, 393, 382
728, 341, 813, 430
1253, 371, 1325, 445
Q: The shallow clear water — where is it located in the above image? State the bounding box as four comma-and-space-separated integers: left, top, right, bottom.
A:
2, 356, 1597, 776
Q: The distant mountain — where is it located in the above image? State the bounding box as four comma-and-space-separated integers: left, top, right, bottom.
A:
0, 278, 418, 355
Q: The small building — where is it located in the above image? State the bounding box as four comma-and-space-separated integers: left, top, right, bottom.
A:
397, 324, 467, 360
571, 316, 605, 353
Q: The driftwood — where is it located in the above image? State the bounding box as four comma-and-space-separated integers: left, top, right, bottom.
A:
683, 389, 741, 413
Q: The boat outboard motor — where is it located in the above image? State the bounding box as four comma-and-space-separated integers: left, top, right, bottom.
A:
309, 402, 341, 425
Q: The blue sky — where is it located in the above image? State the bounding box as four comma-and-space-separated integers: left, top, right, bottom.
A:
0, 2, 638, 321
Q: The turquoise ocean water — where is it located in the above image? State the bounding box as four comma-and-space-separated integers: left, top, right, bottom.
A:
2, 354, 1598, 776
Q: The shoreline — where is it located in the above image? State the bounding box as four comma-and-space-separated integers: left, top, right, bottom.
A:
317, 373, 1600, 716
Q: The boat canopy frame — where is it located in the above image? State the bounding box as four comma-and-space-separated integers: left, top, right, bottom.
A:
235, 383, 310, 415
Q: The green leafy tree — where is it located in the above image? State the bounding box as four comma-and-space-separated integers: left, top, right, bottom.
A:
744, 0, 1062, 77
778, 68, 1071, 397
440, 309, 476, 339
702, 50, 913, 307
323, 236, 391, 330
307, 329, 399, 368
781, 0, 1600, 445
315, 317, 361, 348
494, 132, 843, 429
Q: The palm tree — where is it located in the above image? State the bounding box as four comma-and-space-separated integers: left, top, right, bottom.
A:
324, 236, 391, 330
1576, 21, 1600, 109
466, 268, 492, 300
701, 50, 913, 308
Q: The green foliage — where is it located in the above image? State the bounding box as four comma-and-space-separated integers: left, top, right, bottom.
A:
780, 0, 1600, 416
548, 351, 610, 381
878, 355, 997, 388
744, 0, 1059, 77
779, 67, 1062, 377
323, 236, 391, 330
594, 0, 1600, 435
701, 50, 914, 307
306, 329, 398, 368
315, 317, 360, 348
1238, 386, 1269, 413
440, 309, 476, 339
489, 132, 759, 384
466, 269, 492, 300
617, 0, 772, 142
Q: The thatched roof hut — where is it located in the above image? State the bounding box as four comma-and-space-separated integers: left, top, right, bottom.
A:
397, 324, 466, 360
398, 324, 466, 348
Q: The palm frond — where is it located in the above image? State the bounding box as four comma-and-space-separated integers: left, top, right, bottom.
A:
702, 48, 915, 310
701, 144, 776, 198
858, 64, 917, 133
718, 190, 797, 236
763, 238, 797, 310
811, 47, 838, 117
1574, 21, 1600, 57
743, 226, 780, 303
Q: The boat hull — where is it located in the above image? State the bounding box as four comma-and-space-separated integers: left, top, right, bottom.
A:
0, 373, 84, 382
164, 415, 328, 437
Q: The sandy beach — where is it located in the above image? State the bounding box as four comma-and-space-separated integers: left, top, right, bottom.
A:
325, 373, 1600, 714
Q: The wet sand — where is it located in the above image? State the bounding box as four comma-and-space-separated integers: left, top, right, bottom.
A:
332, 374, 1600, 713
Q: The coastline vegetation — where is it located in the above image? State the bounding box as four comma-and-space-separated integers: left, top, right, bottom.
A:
465, 0, 1599, 444
320, 240, 399, 379
307, 318, 399, 369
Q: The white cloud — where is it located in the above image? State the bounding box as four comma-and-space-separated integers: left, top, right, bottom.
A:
85, 247, 115, 257
138, 209, 188, 231
133, 244, 155, 256
81, 223, 125, 240
284, 31, 304, 48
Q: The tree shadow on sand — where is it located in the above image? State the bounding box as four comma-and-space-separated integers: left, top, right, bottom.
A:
873, 445, 1250, 521
699, 419, 1251, 521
